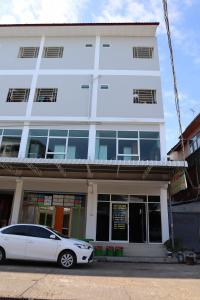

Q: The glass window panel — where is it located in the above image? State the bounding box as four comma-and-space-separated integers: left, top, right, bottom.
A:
0, 129, 2, 135
69, 130, 89, 137
27, 137, 47, 158
48, 138, 66, 153
140, 139, 160, 160
3, 129, 22, 136
111, 195, 128, 202
0, 137, 21, 157
111, 203, 128, 241
67, 138, 88, 159
118, 131, 138, 138
118, 139, 138, 155
96, 202, 110, 241
140, 131, 160, 139
98, 194, 110, 202
117, 155, 139, 161
49, 130, 68, 137
29, 129, 48, 137
130, 195, 147, 202
96, 131, 116, 138
148, 203, 162, 242
46, 154, 65, 159
95, 139, 116, 160
148, 196, 160, 203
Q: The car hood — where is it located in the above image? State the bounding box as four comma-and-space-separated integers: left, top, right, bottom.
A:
61, 237, 92, 248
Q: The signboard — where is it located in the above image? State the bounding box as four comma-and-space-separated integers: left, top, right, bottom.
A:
170, 170, 187, 196
112, 204, 128, 240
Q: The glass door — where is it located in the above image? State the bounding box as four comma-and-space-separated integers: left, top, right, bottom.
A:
111, 203, 128, 241
62, 208, 71, 236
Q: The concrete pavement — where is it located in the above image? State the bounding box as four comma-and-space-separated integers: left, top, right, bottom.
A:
0, 261, 200, 299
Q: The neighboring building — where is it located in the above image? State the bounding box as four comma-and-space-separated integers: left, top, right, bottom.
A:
168, 113, 200, 250
0, 23, 185, 257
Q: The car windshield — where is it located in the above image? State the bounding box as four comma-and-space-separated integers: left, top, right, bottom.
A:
48, 227, 69, 239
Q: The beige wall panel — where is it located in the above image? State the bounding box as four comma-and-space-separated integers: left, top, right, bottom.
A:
97, 76, 163, 118
31, 75, 91, 117
99, 37, 159, 70
0, 37, 40, 69
40, 37, 95, 69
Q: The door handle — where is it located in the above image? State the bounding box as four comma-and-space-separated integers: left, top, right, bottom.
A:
27, 241, 33, 244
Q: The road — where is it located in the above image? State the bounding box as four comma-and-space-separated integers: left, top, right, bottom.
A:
0, 261, 200, 299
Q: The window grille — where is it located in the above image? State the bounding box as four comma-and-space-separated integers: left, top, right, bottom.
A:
133, 47, 153, 59
133, 90, 156, 104
85, 44, 93, 47
43, 47, 64, 58
18, 47, 39, 58
103, 44, 110, 47
81, 85, 89, 89
100, 85, 109, 89
7, 89, 30, 102
34, 89, 58, 102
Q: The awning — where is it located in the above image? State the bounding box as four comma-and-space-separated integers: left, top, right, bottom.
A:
0, 158, 187, 181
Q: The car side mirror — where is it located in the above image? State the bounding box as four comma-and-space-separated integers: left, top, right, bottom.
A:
50, 234, 56, 240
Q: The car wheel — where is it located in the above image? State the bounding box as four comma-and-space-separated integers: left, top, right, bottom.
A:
0, 247, 5, 264
58, 250, 76, 269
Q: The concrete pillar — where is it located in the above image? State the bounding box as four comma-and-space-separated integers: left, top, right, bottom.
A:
10, 179, 24, 224
18, 125, 29, 158
88, 125, 96, 160
85, 182, 97, 240
160, 187, 169, 243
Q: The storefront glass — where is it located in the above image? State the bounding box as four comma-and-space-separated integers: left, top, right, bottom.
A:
96, 194, 162, 243
21, 192, 86, 239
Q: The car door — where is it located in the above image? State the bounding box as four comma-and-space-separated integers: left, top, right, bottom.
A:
26, 226, 59, 261
0, 225, 28, 259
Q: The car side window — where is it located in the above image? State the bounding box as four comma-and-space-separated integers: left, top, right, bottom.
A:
28, 226, 52, 239
1, 225, 28, 236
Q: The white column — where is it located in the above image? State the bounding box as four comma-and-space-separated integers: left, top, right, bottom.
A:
85, 182, 97, 240
18, 125, 29, 158
160, 123, 167, 161
10, 179, 24, 224
160, 186, 169, 243
88, 125, 96, 160
26, 35, 45, 117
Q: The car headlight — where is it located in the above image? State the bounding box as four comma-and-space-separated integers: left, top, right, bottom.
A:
74, 243, 89, 249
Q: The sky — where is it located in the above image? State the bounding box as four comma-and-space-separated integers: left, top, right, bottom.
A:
0, 0, 200, 152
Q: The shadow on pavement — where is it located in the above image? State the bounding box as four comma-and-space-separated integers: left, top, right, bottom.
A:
0, 260, 200, 279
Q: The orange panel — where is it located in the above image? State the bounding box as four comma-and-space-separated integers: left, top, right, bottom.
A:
54, 207, 64, 232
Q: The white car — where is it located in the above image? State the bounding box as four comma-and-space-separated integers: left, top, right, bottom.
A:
0, 224, 94, 269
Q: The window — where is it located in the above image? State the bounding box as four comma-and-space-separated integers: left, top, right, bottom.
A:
140, 131, 160, 161
34, 89, 57, 102
43, 47, 64, 58
96, 194, 162, 243
2, 225, 29, 236
189, 132, 200, 154
133, 47, 153, 59
96, 131, 160, 161
7, 89, 30, 102
18, 47, 39, 58
81, 85, 89, 89
26, 129, 89, 159
85, 44, 93, 47
100, 85, 109, 89
102, 44, 110, 47
0, 129, 22, 158
133, 89, 156, 104
28, 226, 52, 239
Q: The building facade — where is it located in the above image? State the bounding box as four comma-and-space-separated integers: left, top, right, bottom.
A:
169, 113, 200, 250
0, 23, 185, 257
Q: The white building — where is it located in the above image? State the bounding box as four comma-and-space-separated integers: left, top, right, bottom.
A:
0, 23, 185, 257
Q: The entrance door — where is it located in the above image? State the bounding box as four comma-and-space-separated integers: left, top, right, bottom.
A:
111, 203, 128, 241
0, 192, 13, 228
62, 208, 71, 236
129, 203, 146, 243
